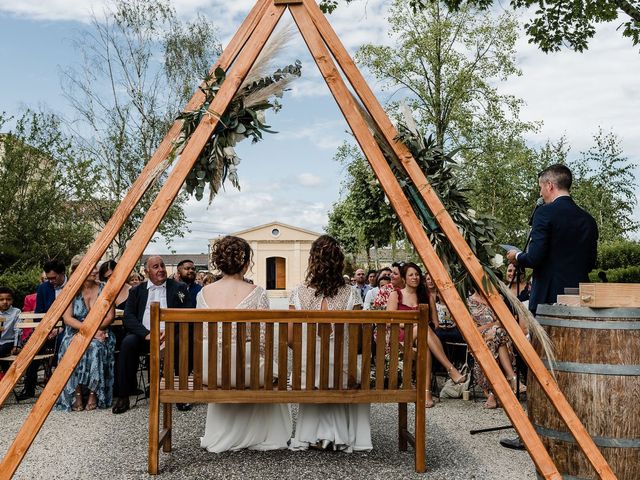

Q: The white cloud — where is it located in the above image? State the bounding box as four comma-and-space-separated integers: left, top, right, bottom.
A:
277, 119, 348, 150
296, 172, 324, 187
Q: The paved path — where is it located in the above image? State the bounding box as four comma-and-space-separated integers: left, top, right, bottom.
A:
0, 396, 536, 479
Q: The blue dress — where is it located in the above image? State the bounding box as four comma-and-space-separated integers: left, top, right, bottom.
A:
55, 285, 116, 411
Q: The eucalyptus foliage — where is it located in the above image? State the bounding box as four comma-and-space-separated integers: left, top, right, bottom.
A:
174, 61, 302, 203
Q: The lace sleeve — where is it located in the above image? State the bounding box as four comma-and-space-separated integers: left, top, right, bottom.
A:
258, 289, 270, 310
288, 285, 301, 310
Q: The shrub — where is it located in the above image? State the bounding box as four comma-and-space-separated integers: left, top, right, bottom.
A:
589, 266, 640, 283
597, 240, 640, 270
0, 267, 41, 310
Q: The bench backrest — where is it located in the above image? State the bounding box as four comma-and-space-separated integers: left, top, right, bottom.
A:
150, 304, 429, 403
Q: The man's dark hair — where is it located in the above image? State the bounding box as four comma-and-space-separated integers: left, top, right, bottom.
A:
0, 286, 15, 297
538, 164, 572, 191
177, 259, 194, 268
367, 269, 377, 276
43, 259, 66, 274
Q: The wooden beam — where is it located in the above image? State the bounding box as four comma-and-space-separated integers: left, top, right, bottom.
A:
0, 3, 285, 477
0, 0, 272, 409
298, 1, 616, 478
289, 4, 561, 478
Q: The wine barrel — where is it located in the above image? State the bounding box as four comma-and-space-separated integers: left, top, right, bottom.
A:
528, 305, 640, 480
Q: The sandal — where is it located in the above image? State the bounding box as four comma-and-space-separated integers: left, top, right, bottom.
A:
72, 392, 84, 412
509, 376, 527, 394
483, 393, 498, 409
425, 389, 435, 408
86, 392, 98, 411
447, 365, 467, 385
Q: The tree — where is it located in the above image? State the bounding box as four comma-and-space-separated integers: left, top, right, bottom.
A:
321, 0, 640, 52
571, 129, 638, 241
62, 0, 221, 258
0, 110, 97, 271
355, 0, 533, 151
326, 143, 397, 266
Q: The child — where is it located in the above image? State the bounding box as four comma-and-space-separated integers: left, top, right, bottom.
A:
0, 287, 22, 363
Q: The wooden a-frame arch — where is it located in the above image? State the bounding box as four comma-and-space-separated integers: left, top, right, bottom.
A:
0, 1, 615, 478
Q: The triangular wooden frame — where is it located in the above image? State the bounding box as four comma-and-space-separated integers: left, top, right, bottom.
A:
0, 1, 615, 478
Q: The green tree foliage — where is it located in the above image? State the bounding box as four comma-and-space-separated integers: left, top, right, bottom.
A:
322, 0, 640, 52
570, 129, 638, 241
62, 0, 221, 258
0, 111, 97, 272
326, 143, 396, 265
356, 0, 529, 151
596, 240, 640, 269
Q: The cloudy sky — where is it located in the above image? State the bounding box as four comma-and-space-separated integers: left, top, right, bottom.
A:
1, 0, 638, 255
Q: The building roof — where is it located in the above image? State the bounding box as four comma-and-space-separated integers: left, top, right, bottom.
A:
140, 253, 209, 267
229, 221, 322, 239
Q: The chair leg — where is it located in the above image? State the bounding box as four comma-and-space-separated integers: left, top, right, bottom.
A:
415, 399, 426, 472
148, 393, 160, 474
162, 403, 173, 452
398, 402, 408, 451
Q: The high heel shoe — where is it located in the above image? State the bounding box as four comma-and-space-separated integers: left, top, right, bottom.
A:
86, 392, 98, 411
447, 366, 468, 385
509, 376, 526, 394
425, 389, 435, 408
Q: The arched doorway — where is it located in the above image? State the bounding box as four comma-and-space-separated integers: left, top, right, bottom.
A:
266, 256, 286, 290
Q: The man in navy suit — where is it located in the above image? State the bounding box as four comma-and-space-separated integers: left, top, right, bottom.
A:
17, 259, 67, 400
112, 256, 191, 414
502, 164, 598, 451
507, 164, 598, 315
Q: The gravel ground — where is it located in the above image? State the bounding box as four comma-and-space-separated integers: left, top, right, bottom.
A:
0, 394, 536, 479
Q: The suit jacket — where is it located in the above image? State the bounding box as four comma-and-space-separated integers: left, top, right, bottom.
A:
123, 278, 191, 339
35, 282, 56, 314
518, 196, 598, 314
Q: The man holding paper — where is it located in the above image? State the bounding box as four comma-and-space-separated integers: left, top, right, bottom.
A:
507, 164, 598, 315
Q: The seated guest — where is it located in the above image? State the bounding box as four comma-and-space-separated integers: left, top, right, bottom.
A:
363, 267, 392, 310
506, 263, 530, 303
387, 263, 466, 408
371, 262, 405, 310
56, 256, 116, 411
0, 287, 22, 368
426, 274, 464, 345
468, 290, 520, 409
176, 259, 202, 308
99, 260, 132, 310
127, 272, 144, 287
112, 256, 190, 414
17, 259, 67, 400
367, 269, 377, 289
202, 272, 217, 286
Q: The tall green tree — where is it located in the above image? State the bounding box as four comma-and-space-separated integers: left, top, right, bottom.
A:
355, 0, 534, 152
0, 111, 97, 271
62, 0, 221, 258
571, 129, 638, 241
326, 143, 396, 266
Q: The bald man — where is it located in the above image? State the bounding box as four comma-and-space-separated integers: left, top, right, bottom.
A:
113, 256, 191, 414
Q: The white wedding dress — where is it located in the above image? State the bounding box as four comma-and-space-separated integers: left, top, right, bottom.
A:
288, 283, 372, 452
198, 286, 292, 452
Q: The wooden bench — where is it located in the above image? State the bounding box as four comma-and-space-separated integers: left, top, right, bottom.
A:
148, 303, 430, 474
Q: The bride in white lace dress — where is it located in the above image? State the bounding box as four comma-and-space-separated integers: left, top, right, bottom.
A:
198, 236, 291, 452
289, 235, 372, 452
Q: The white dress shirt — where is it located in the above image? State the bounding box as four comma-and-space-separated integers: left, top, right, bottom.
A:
143, 280, 167, 331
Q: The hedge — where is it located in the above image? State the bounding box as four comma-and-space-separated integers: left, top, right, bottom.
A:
589, 266, 640, 284
597, 240, 640, 270
0, 267, 42, 311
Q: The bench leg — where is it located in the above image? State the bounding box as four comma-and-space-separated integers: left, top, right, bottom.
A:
415, 399, 426, 472
398, 402, 408, 451
148, 396, 160, 474
162, 403, 172, 452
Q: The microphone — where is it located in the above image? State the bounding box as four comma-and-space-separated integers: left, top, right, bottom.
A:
528, 197, 544, 226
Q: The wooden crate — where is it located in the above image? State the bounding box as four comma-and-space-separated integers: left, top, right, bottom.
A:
579, 283, 640, 308
556, 294, 580, 306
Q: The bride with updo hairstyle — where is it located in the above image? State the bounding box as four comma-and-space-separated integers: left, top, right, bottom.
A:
288, 234, 372, 452
197, 235, 291, 453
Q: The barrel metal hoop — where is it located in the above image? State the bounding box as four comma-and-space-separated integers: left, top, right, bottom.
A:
534, 424, 640, 448
536, 304, 640, 319
542, 359, 640, 376
537, 316, 640, 330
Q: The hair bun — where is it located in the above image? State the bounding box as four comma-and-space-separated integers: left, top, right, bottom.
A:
210, 236, 252, 275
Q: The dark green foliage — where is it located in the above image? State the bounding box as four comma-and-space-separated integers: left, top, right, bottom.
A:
596, 240, 640, 270
589, 266, 640, 283
0, 267, 42, 310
